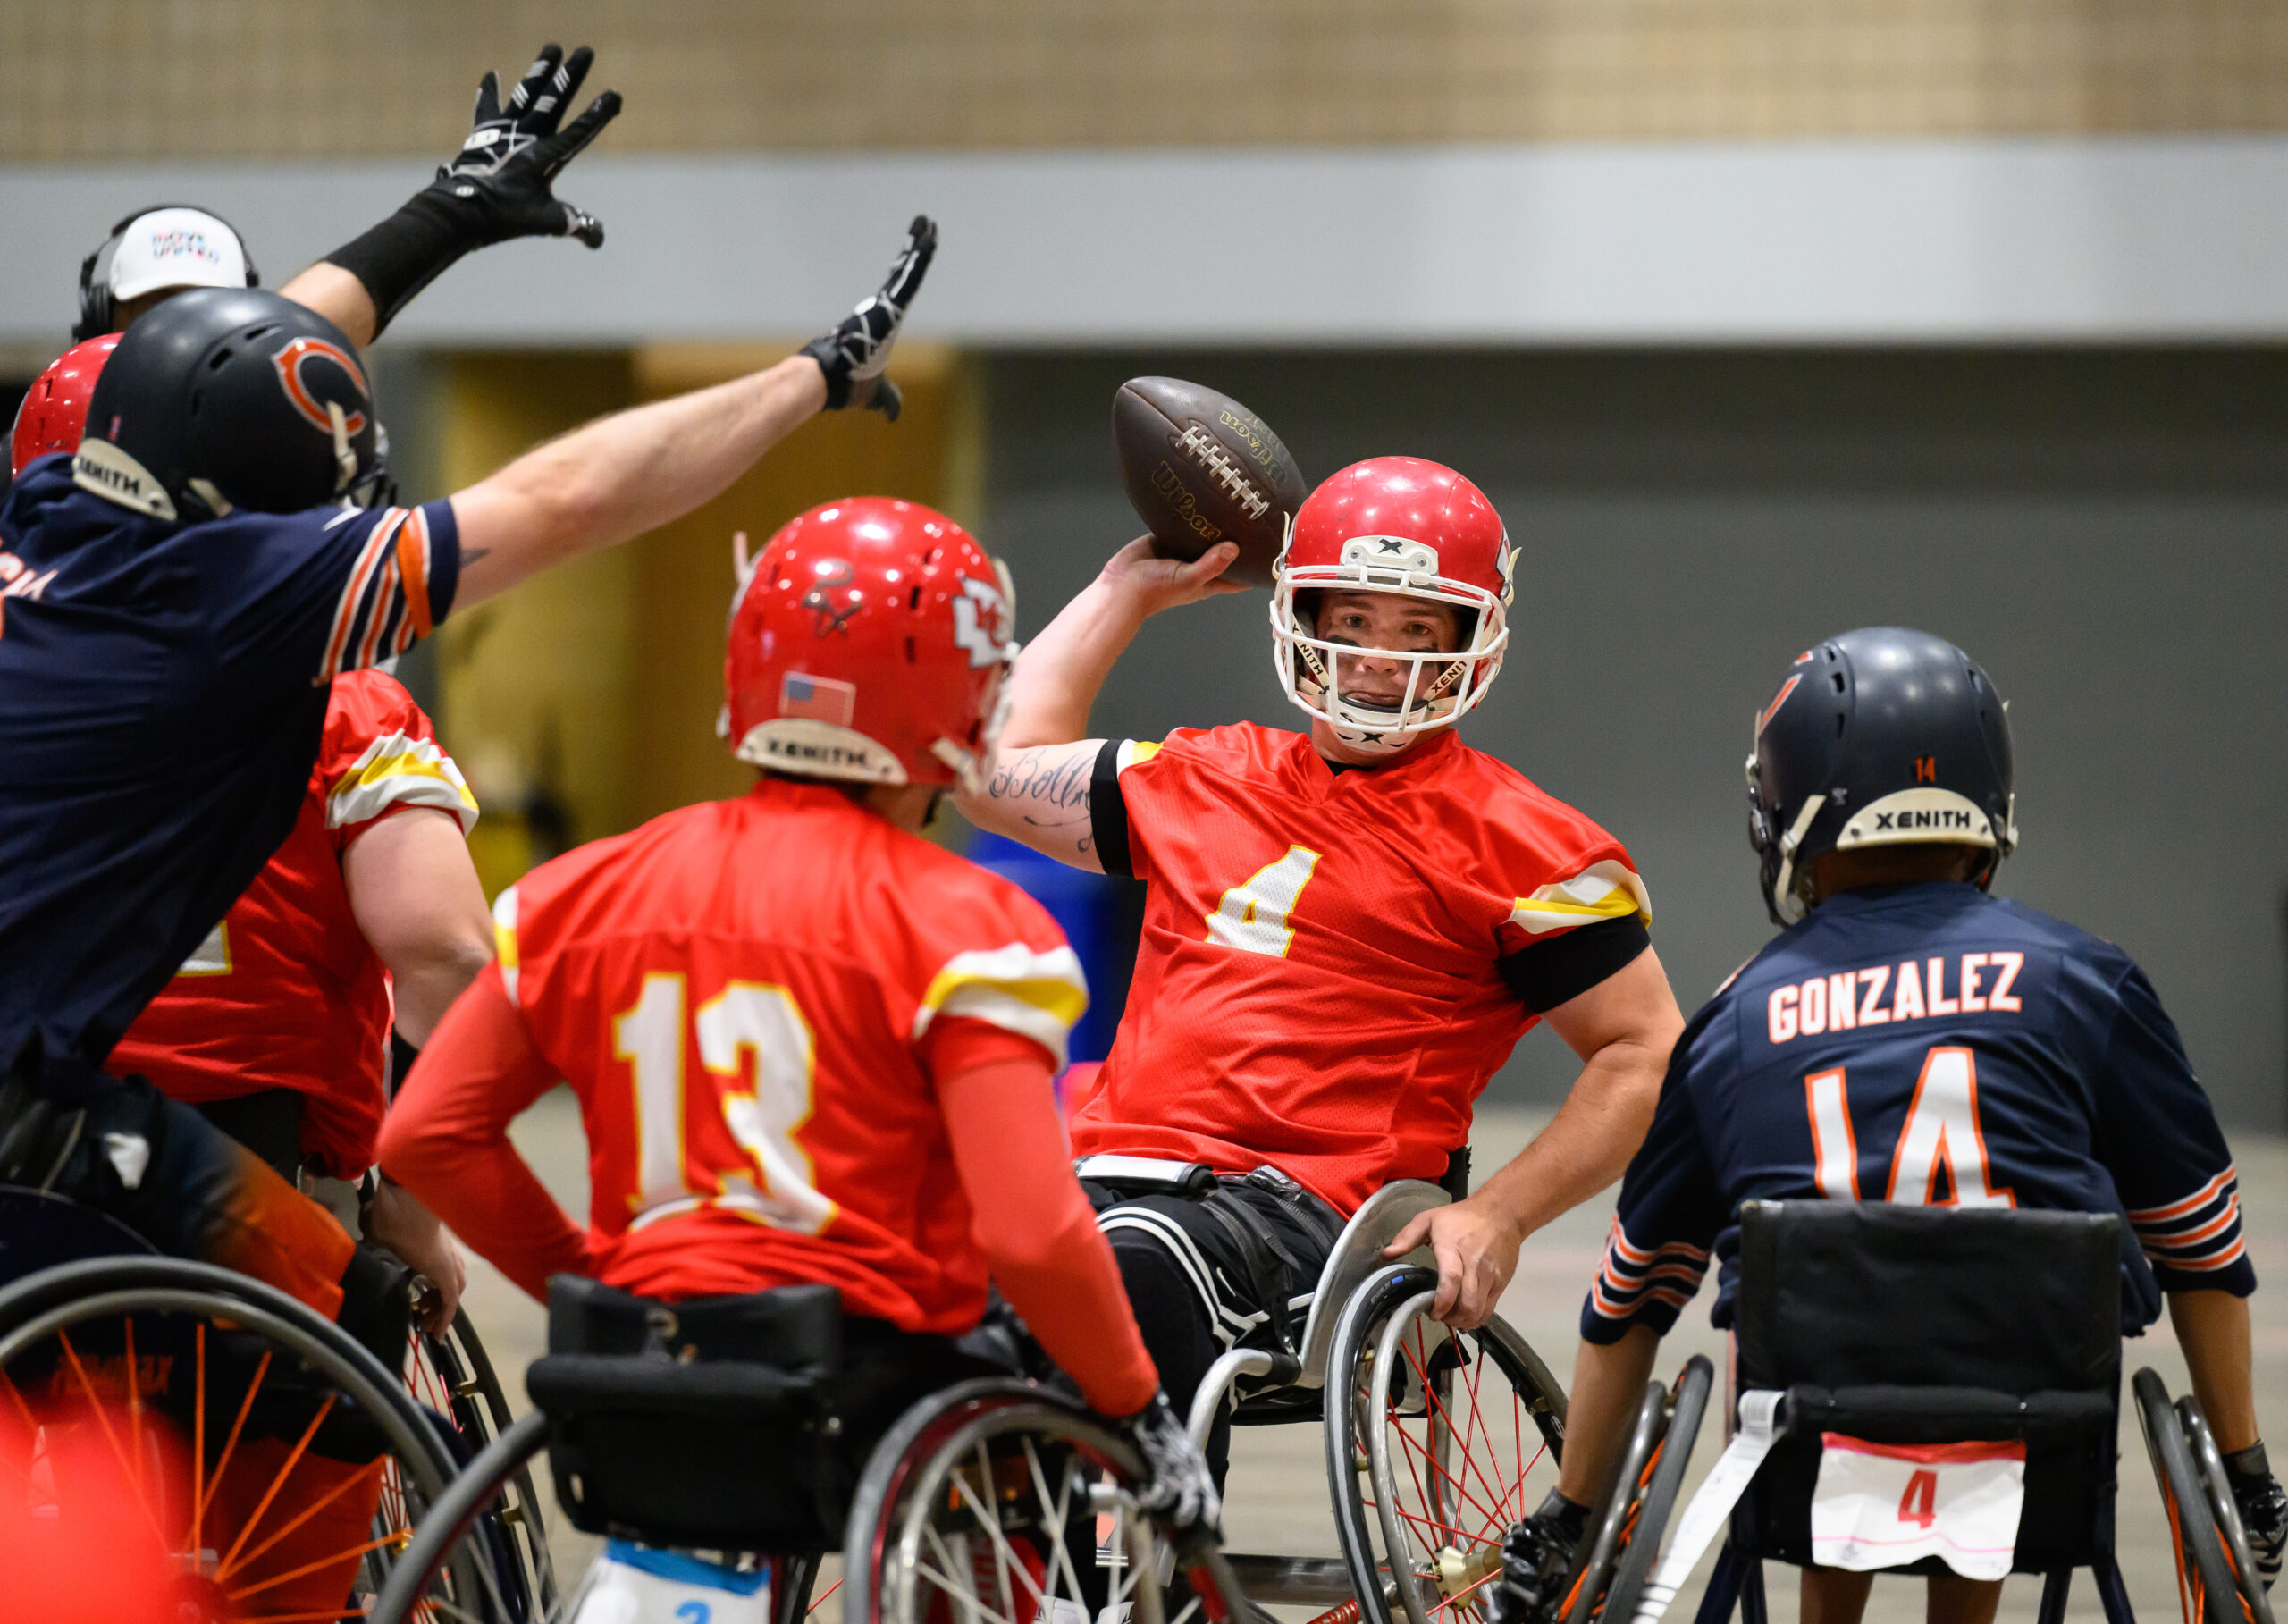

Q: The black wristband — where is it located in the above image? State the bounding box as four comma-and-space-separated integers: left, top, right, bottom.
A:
323, 190, 479, 340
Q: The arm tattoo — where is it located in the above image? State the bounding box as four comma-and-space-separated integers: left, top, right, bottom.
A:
987, 746, 1093, 812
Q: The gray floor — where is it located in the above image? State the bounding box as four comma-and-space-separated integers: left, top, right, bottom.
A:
466, 1094, 2288, 1624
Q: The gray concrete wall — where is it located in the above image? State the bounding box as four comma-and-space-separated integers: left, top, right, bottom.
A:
980, 349, 2288, 1127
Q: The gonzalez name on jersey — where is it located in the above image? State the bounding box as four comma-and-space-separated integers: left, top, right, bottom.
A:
109, 670, 477, 1178
1585, 881, 2251, 1345
1076, 719, 1653, 1214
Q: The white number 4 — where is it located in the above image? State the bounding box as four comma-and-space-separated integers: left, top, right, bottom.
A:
1207, 846, 1322, 958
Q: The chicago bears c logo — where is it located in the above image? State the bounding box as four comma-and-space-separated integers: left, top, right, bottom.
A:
272, 337, 370, 438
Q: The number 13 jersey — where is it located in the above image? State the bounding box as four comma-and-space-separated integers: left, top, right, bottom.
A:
492, 777, 1088, 1329
1076, 722, 1653, 1214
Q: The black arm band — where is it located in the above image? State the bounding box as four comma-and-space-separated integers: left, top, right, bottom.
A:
1499, 914, 1652, 1014
1091, 739, 1134, 879
322, 190, 478, 339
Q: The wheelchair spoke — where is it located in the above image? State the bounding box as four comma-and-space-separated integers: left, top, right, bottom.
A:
218, 1456, 383, 1582
225, 1529, 399, 1602
198, 1346, 273, 1539
191, 1322, 206, 1555
55, 1325, 169, 1547
1023, 1433, 1093, 1607
1389, 1408, 1505, 1538
215, 1391, 338, 1579
1402, 1334, 1511, 1537
921, 1521, 1024, 1624
949, 1442, 1053, 1614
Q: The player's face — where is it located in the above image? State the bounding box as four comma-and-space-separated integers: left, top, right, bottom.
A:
1313, 590, 1463, 711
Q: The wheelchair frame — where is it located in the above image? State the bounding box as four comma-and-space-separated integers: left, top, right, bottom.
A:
1177, 1179, 1570, 1624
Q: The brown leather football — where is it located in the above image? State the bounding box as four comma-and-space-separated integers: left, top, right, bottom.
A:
1111, 376, 1307, 589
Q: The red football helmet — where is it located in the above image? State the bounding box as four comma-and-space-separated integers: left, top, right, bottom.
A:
723, 497, 1017, 790
10, 334, 118, 478
1270, 455, 1516, 755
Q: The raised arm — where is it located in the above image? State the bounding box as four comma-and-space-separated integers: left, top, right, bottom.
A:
285, 43, 622, 347
448, 217, 934, 609
957, 537, 1239, 867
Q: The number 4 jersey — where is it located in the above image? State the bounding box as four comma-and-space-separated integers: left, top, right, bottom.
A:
1077, 721, 1654, 1214
1584, 880, 2253, 1345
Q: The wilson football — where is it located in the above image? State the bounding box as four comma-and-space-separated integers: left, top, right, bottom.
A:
1110, 376, 1307, 588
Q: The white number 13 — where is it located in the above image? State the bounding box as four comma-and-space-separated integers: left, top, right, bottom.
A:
613, 975, 837, 1235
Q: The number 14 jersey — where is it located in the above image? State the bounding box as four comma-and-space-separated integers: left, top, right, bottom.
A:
1583, 880, 2252, 1347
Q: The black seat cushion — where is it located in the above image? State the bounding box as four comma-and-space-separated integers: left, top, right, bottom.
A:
1730, 1203, 2124, 1574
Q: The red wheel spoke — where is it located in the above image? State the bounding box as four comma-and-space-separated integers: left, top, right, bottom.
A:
1403, 1332, 1514, 1539
811, 1576, 845, 1612
191, 1323, 206, 1554
1391, 1396, 1506, 1536
198, 1348, 272, 1539
225, 1528, 401, 1599
222, 1459, 380, 1581
215, 1393, 337, 1580
57, 1327, 168, 1546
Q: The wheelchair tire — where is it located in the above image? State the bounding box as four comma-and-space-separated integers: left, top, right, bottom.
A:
407, 1308, 559, 1618
2136, 1367, 2250, 1624
845, 1376, 1243, 1624
2175, 1393, 2277, 1624
1326, 1264, 1570, 1624
1560, 1378, 1670, 1624
0, 1254, 518, 1620
1595, 1356, 1713, 1624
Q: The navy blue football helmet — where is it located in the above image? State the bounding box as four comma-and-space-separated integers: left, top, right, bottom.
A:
1746, 627, 2016, 924
71, 287, 389, 525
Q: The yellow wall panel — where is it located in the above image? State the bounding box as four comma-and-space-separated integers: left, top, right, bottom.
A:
9, 2, 2288, 159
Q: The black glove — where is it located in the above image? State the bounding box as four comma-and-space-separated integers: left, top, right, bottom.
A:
1122, 1389, 1221, 1538
433, 44, 621, 248
2226, 1442, 2286, 1591
801, 216, 938, 422
1485, 1490, 1593, 1624
324, 43, 621, 336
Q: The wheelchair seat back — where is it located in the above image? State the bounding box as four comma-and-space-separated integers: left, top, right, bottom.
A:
532, 1275, 847, 1552
1732, 1201, 2124, 1575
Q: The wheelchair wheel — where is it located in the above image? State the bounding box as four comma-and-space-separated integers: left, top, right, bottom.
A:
1561, 1357, 1712, 1624
1326, 1264, 1569, 1624
2136, 1367, 2252, 1624
0, 1253, 516, 1622
404, 1309, 559, 1618
2178, 1396, 2278, 1624
845, 1376, 1241, 1624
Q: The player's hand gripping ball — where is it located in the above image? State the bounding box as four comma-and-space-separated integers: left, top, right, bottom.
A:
1111, 376, 1306, 589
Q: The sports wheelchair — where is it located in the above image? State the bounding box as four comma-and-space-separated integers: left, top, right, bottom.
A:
1532, 1201, 2262, 1624
0, 1182, 549, 1622
367, 1274, 1246, 1624
1154, 1171, 1569, 1624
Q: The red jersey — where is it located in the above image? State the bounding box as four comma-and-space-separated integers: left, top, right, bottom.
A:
1072, 722, 1650, 1213
110, 671, 478, 1177
491, 778, 1090, 1333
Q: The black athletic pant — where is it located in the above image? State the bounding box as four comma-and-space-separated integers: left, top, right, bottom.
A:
1081, 1173, 1343, 1487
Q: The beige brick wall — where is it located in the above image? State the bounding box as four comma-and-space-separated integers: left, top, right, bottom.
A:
6, 1, 2285, 161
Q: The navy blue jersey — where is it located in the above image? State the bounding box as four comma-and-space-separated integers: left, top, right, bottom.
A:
1582, 881, 2250, 1344
0, 454, 458, 1073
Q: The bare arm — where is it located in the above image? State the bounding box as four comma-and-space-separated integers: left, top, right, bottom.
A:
1386, 947, 1684, 1327
2171, 1288, 2260, 1452
955, 537, 1239, 866
450, 356, 826, 610
278, 263, 380, 349
341, 807, 495, 1044
1556, 1325, 1663, 1504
